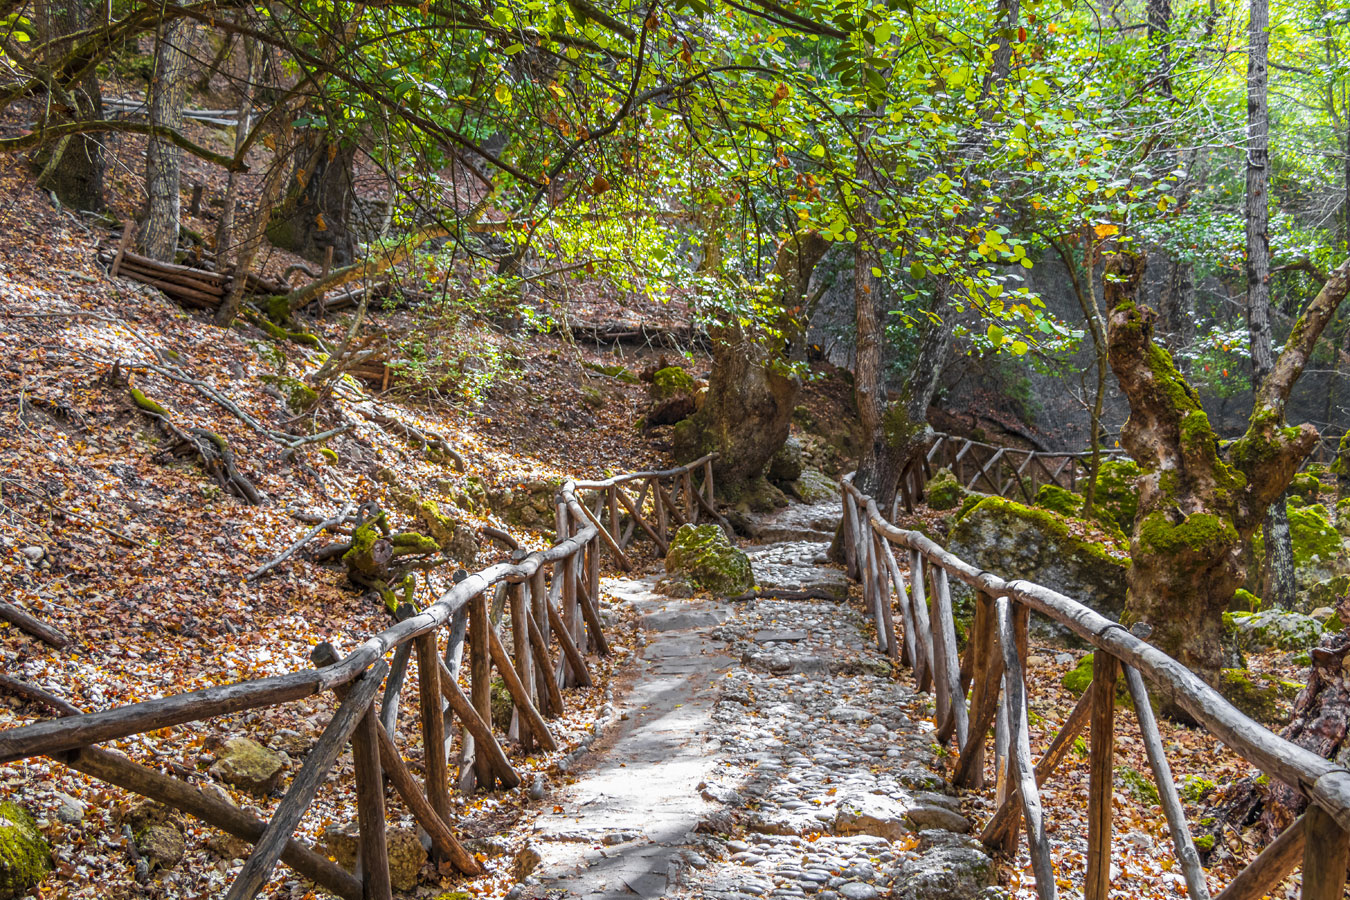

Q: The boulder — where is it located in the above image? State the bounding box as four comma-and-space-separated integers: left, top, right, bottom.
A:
664, 524, 754, 596
891, 831, 996, 900
646, 366, 697, 427
0, 801, 51, 900
925, 469, 964, 511
490, 480, 560, 530
1291, 503, 1347, 589
209, 737, 289, 795
947, 498, 1128, 632
320, 822, 427, 892
123, 800, 184, 872
786, 468, 838, 504
512, 843, 543, 880
833, 793, 911, 841
767, 436, 804, 484
1304, 574, 1350, 613
1225, 609, 1324, 651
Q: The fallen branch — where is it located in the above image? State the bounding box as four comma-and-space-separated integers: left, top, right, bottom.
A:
354, 405, 466, 470
248, 501, 356, 581
481, 526, 520, 551
0, 674, 82, 716
0, 599, 71, 648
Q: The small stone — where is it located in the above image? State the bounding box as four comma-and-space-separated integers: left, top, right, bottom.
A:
838, 883, 878, 900
320, 823, 427, 892
513, 843, 544, 880
528, 778, 546, 801
19, 546, 43, 562
54, 792, 85, 825
602, 831, 640, 845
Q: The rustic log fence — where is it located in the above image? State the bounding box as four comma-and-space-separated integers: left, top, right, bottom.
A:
0, 455, 717, 900
841, 474, 1350, 900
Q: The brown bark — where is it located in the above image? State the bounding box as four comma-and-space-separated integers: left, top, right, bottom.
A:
266, 135, 359, 265
1107, 252, 1350, 686
32, 0, 104, 210
673, 231, 828, 493
141, 18, 196, 261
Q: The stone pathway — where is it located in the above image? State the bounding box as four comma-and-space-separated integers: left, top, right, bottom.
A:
514, 538, 997, 900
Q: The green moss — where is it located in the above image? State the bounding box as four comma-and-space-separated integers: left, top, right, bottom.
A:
416, 500, 458, 551
390, 532, 439, 555
1138, 510, 1236, 559
490, 677, 513, 732
259, 375, 318, 412
130, 388, 168, 416
319, 448, 339, 465
0, 800, 52, 899
1332, 431, 1350, 475
962, 496, 1127, 567
926, 468, 964, 511
1193, 834, 1215, 853
954, 492, 984, 522
1061, 655, 1094, 696
650, 366, 694, 400
1179, 776, 1216, 803
1090, 458, 1141, 533
1034, 484, 1083, 517
1290, 472, 1323, 504
1290, 503, 1340, 568
1117, 765, 1160, 804
341, 514, 389, 575
1218, 668, 1299, 723
583, 361, 639, 383
1232, 588, 1262, 612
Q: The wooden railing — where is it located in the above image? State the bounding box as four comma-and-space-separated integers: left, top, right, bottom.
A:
0, 455, 717, 900
895, 432, 1129, 513
841, 475, 1350, 900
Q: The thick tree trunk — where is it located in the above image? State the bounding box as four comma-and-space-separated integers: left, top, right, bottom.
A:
33, 0, 104, 210
141, 18, 196, 261
266, 133, 358, 265
1108, 252, 1350, 687
673, 231, 828, 494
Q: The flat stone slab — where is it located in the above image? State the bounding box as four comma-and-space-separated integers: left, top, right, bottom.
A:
641, 607, 729, 632
752, 629, 808, 643
745, 501, 842, 543
745, 541, 850, 599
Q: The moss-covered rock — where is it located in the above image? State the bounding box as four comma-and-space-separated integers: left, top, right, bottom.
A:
947, 498, 1128, 635
0, 801, 50, 899
650, 366, 695, 401
767, 436, 804, 484
123, 800, 185, 871
786, 468, 837, 503
1035, 484, 1083, 517
664, 524, 754, 596
1304, 575, 1350, 614
1289, 502, 1345, 588
342, 516, 393, 577
209, 737, 289, 795
1289, 472, 1323, 504
320, 822, 427, 892
724, 476, 789, 514
1218, 668, 1301, 724
583, 361, 639, 383
490, 480, 560, 530
1336, 498, 1350, 536
259, 374, 317, 412
1224, 609, 1324, 650
490, 678, 514, 733
1231, 588, 1262, 612
1090, 458, 1141, 534
926, 468, 964, 511
645, 366, 697, 428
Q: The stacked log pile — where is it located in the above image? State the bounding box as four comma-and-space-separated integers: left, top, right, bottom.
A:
97, 233, 289, 311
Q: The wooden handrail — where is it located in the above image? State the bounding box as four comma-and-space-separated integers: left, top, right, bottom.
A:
0, 452, 719, 900
840, 472, 1350, 899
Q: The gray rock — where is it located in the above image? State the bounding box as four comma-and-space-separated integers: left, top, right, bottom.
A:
833, 794, 911, 841
892, 831, 995, 900
905, 804, 971, 833
54, 792, 85, 825
838, 883, 879, 900
513, 843, 544, 880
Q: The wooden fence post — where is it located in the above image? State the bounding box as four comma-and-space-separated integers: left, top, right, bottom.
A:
469, 590, 495, 789
415, 631, 452, 824
1085, 652, 1118, 900
351, 697, 392, 900
1302, 805, 1350, 900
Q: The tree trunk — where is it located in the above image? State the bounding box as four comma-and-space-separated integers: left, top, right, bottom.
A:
1245, 0, 1297, 610
141, 18, 196, 261
1108, 252, 1350, 688
266, 133, 358, 265
673, 231, 828, 494
32, 0, 104, 210
215, 37, 257, 267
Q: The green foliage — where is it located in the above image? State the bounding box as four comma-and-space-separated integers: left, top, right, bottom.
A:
1179, 776, 1216, 804
1117, 766, 1160, 805
1061, 655, 1094, 696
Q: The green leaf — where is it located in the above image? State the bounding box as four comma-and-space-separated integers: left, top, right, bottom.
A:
987, 324, 1006, 346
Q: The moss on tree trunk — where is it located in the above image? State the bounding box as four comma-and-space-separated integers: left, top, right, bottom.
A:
1107, 252, 1350, 688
